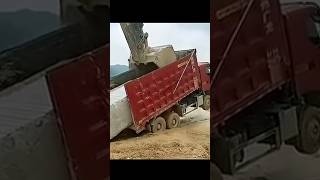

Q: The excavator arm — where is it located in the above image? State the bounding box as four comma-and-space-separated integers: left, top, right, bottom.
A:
119, 23, 178, 69
110, 23, 178, 89
120, 23, 149, 68
60, 0, 110, 24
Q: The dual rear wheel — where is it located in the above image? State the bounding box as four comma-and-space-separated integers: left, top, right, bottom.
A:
201, 95, 210, 110
295, 106, 320, 154
148, 112, 181, 133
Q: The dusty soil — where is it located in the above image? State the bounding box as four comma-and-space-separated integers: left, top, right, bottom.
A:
110, 109, 210, 159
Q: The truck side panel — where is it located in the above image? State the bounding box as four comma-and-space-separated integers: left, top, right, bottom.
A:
125, 51, 200, 132
283, 7, 320, 95
46, 46, 109, 180
212, 0, 291, 126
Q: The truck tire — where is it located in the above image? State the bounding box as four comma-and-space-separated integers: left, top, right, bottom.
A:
295, 106, 320, 154
149, 117, 166, 133
165, 112, 180, 129
201, 95, 210, 110
211, 162, 223, 180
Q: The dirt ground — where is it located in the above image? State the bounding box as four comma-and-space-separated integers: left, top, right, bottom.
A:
110, 109, 210, 159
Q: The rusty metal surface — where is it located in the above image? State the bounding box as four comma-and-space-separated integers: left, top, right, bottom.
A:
211, 0, 290, 126
125, 50, 201, 132
46, 46, 108, 180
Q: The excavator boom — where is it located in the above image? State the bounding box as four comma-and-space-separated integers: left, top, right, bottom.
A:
120, 23, 149, 68
60, 0, 110, 24
110, 23, 178, 89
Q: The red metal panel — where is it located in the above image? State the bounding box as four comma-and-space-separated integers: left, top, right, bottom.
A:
125, 51, 200, 132
283, 7, 320, 95
198, 63, 210, 92
212, 0, 290, 127
46, 46, 109, 180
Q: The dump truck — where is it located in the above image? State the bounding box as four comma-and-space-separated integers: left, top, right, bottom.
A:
211, 0, 320, 178
0, 0, 109, 180
110, 49, 210, 139
110, 23, 210, 139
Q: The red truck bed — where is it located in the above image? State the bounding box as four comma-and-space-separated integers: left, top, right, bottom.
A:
125, 50, 201, 132
47, 45, 109, 180
212, 0, 291, 126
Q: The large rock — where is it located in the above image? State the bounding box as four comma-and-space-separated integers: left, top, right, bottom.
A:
0, 77, 70, 180
0, 112, 70, 180
110, 85, 133, 139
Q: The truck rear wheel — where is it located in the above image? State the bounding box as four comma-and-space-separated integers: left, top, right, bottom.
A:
201, 95, 210, 110
149, 117, 166, 133
211, 162, 223, 180
295, 106, 320, 154
165, 112, 180, 129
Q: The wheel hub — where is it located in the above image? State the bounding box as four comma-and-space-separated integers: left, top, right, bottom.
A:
172, 119, 176, 125
308, 118, 320, 141
206, 99, 210, 106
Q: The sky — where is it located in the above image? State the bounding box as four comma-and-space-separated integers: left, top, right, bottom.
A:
0, 0, 59, 14
110, 23, 210, 66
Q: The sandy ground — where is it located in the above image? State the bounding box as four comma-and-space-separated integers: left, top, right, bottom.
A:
223, 145, 320, 180
110, 109, 210, 159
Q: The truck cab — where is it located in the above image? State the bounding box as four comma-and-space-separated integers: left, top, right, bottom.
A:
198, 62, 210, 93
282, 3, 320, 96
211, 1, 320, 177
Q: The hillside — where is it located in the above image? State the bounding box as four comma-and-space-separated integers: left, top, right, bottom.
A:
0, 9, 59, 52
110, 64, 129, 78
